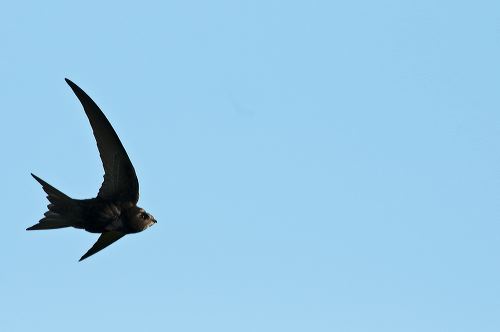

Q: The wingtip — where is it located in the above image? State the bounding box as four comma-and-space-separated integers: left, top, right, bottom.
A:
79, 254, 90, 262
64, 78, 88, 101
65, 78, 75, 87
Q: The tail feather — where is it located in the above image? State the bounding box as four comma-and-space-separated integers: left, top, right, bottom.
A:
28, 173, 81, 231
27, 218, 74, 230
31, 173, 71, 203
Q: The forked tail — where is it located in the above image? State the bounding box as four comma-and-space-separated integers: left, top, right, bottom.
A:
28, 174, 81, 230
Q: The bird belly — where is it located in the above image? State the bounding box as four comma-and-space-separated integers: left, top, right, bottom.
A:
104, 218, 125, 232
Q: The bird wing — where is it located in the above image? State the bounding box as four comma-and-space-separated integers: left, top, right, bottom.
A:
65, 78, 139, 204
80, 231, 126, 261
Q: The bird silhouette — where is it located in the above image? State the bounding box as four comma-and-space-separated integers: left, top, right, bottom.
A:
28, 78, 156, 261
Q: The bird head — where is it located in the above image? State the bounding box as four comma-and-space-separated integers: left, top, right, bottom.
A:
127, 206, 157, 232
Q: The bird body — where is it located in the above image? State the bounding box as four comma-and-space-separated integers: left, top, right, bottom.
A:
28, 79, 156, 261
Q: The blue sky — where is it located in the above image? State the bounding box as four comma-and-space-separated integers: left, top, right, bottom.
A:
1, 1, 499, 331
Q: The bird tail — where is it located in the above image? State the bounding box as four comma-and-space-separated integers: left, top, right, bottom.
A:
27, 173, 82, 230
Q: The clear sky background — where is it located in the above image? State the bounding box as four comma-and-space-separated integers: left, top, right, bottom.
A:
1, 1, 499, 331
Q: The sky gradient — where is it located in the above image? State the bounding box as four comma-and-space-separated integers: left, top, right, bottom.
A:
1, 1, 499, 331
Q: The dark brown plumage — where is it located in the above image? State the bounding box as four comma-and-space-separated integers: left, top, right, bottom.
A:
28, 78, 156, 261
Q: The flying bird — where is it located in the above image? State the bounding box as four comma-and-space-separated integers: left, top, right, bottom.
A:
28, 78, 156, 261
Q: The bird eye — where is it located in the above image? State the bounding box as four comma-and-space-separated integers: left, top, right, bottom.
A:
140, 212, 148, 219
